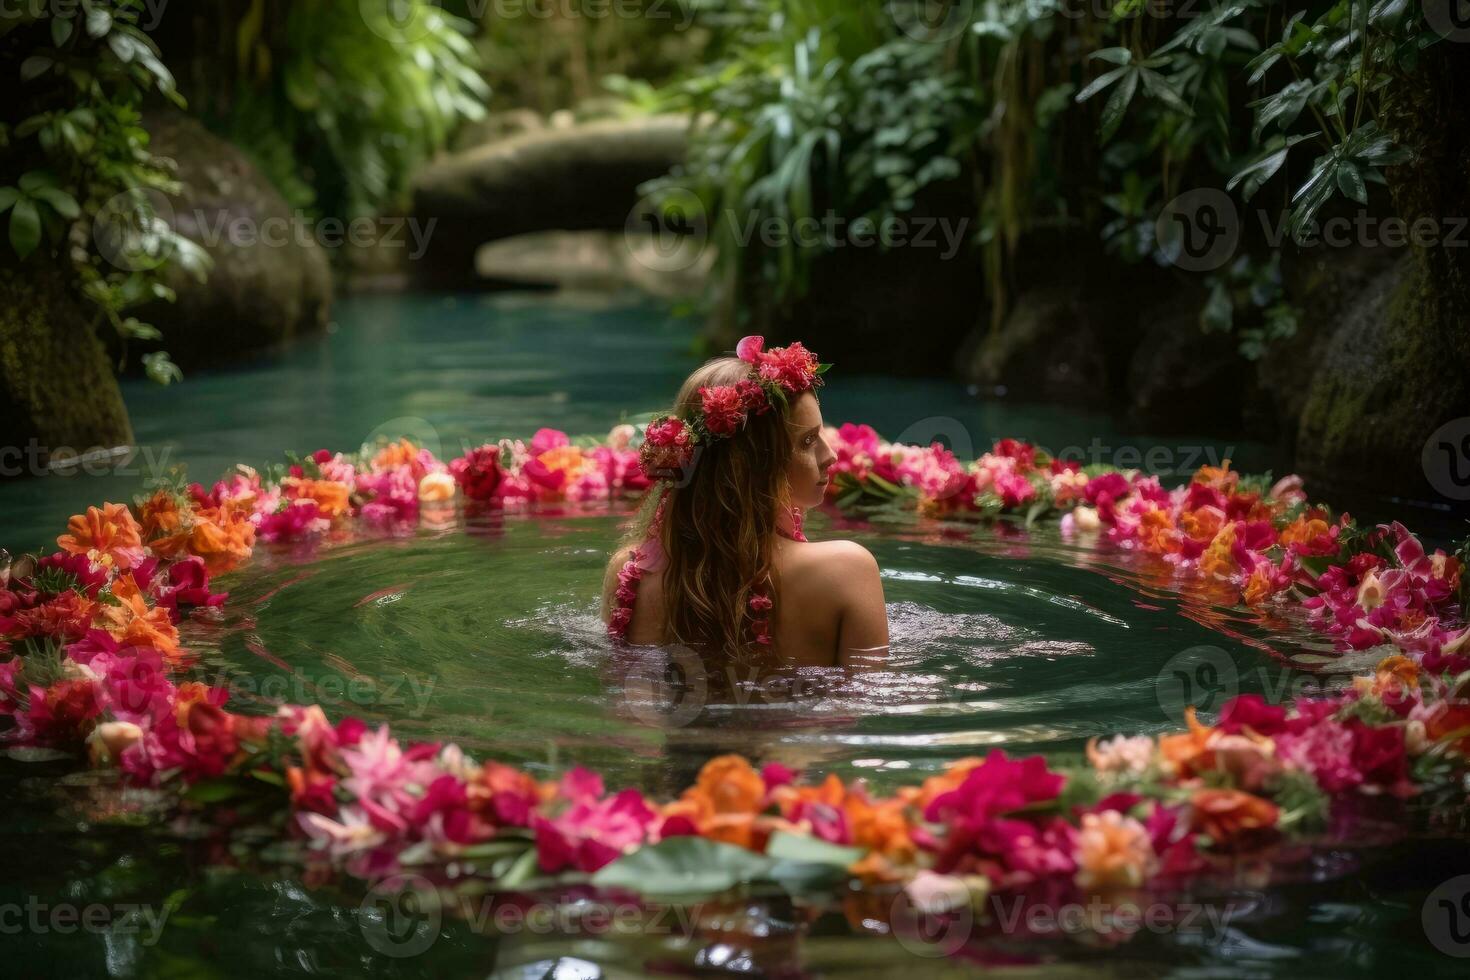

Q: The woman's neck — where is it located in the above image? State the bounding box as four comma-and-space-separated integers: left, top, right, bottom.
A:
777, 506, 806, 542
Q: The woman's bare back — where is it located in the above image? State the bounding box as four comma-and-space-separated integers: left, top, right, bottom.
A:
604, 537, 888, 667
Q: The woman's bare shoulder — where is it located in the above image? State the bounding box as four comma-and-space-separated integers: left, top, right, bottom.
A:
785, 538, 879, 582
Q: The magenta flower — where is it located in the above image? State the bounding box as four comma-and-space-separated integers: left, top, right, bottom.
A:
535, 788, 657, 873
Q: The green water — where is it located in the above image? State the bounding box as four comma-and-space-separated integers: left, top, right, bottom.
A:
1, 293, 1462, 976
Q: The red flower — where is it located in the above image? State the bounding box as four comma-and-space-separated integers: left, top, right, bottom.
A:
735, 379, 770, 414
450, 445, 503, 501
639, 417, 694, 481
699, 385, 747, 437
1216, 695, 1287, 737
28, 678, 102, 745
756, 342, 821, 393
991, 439, 1037, 470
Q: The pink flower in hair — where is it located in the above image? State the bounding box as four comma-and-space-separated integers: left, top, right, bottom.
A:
736, 335, 765, 363
699, 385, 747, 436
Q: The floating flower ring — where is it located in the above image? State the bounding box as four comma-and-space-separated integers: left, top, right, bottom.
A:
1, 420, 1468, 949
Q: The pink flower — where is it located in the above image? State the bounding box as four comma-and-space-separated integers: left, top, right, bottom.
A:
535, 788, 656, 873
530, 428, 570, 457
736, 335, 765, 363
558, 766, 605, 804
699, 385, 747, 437
340, 726, 435, 814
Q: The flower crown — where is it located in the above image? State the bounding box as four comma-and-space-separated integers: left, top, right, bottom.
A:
638, 336, 828, 482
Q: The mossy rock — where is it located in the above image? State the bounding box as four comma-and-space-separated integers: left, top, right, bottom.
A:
1295, 41, 1470, 503
0, 263, 133, 469
127, 111, 332, 370
1296, 257, 1470, 501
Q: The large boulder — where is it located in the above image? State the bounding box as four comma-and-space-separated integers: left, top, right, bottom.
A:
962, 286, 1111, 406
1125, 290, 1254, 433
1295, 42, 1470, 503
130, 111, 332, 370
0, 263, 133, 471
410, 115, 690, 288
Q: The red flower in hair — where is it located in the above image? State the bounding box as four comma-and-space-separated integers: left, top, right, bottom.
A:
639, 417, 695, 480
756, 342, 820, 393
699, 385, 747, 437
735, 379, 769, 414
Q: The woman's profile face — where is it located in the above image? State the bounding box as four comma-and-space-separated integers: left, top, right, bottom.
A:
785, 392, 837, 509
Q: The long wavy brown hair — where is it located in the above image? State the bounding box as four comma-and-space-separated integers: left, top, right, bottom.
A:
603, 356, 796, 654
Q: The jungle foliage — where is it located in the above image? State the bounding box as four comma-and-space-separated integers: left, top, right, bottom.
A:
2, 0, 486, 383
1, 0, 209, 384
646, 0, 1447, 357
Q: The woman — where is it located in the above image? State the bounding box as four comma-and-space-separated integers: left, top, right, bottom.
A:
602, 336, 888, 668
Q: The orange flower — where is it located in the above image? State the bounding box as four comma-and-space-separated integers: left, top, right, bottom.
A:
97, 572, 180, 656
1188, 788, 1278, 845
1137, 506, 1180, 556
149, 506, 257, 574
1157, 706, 1216, 777
1278, 514, 1330, 550
538, 446, 589, 480
1423, 703, 1470, 756
1179, 506, 1225, 543
690, 754, 767, 814
284, 478, 352, 520
1198, 523, 1237, 582
1362, 654, 1420, 705
1193, 460, 1239, 493
371, 438, 421, 472
1075, 810, 1156, 890
173, 681, 216, 725
57, 502, 145, 569
774, 774, 916, 865
662, 755, 775, 851
1242, 566, 1276, 605
137, 490, 184, 539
